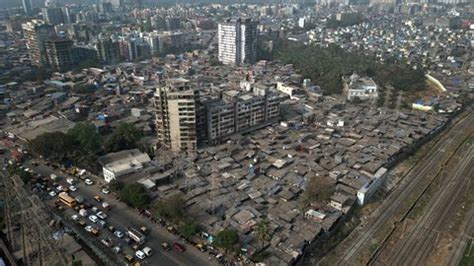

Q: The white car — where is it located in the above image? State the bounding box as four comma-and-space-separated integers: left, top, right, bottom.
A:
66, 178, 75, 185
101, 188, 110, 194
85, 179, 94, 185
88, 215, 98, 223
142, 247, 152, 257
114, 230, 124, 239
85, 225, 93, 232
71, 214, 79, 221
49, 191, 57, 197
96, 211, 107, 220
56, 185, 64, 192
135, 250, 146, 260
69, 185, 77, 192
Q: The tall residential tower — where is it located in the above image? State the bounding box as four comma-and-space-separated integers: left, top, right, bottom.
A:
22, 20, 55, 66
154, 78, 199, 152
218, 18, 258, 66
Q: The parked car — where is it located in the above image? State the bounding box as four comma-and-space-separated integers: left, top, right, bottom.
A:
88, 215, 98, 223
78, 219, 86, 227
97, 220, 106, 228
85, 225, 93, 233
102, 202, 111, 210
66, 178, 75, 185
124, 254, 134, 263
96, 211, 107, 220
101, 238, 113, 247
161, 242, 171, 251
140, 226, 149, 235
173, 242, 185, 252
85, 179, 94, 185
69, 185, 77, 192
114, 230, 124, 239
142, 246, 152, 257
135, 250, 146, 260
79, 209, 88, 217
112, 245, 121, 254
108, 225, 115, 232
94, 195, 102, 202
71, 214, 79, 221
49, 191, 57, 197
101, 188, 110, 194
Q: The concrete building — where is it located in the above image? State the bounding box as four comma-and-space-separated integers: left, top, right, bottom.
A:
99, 149, 151, 183
96, 35, 121, 64
154, 78, 199, 152
165, 17, 181, 31
22, 0, 32, 15
145, 32, 161, 56
204, 87, 284, 144
345, 73, 378, 101
218, 18, 258, 66
45, 38, 74, 72
22, 20, 56, 66
42, 7, 65, 25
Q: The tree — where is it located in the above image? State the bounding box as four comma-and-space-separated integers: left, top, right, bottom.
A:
256, 219, 271, 251
29, 132, 75, 161
153, 194, 186, 222
104, 123, 142, 152
303, 176, 336, 205
214, 229, 240, 254
179, 222, 201, 239
72, 84, 97, 94
109, 181, 125, 192
68, 123, 102, 154
119, 184, 150, 209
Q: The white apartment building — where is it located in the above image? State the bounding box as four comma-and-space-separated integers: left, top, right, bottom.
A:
218, 18, 257, 66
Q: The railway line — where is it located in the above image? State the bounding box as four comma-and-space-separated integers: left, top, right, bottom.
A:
379, 141, 473, 265
335, 111, 474, 265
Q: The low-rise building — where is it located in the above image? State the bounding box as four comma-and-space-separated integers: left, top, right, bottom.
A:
99, 149, 151, 183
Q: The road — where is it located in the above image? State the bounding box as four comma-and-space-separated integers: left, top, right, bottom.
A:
373, 138, 473, 265
332, 110, 474, 265
22, 160, 217, 266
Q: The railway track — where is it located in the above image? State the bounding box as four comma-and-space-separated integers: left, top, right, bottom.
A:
383, 145, 473, 265
336, 111, 474, 265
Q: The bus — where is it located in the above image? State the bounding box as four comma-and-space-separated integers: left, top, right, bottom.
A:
127, 227, 146, 244
58, 192, 77, 208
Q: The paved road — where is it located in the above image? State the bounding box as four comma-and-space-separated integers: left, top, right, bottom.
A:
374, 134, 473, 265
333, 110, 474, 265
22, 161, 216, 266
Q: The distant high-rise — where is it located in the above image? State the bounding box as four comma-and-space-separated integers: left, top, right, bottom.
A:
42, 7, 64, 25
22, 0, 32, 15
154, 78, 199, 152
45, 38, 74, 72
22, 20, 55, 66
218, 18, 258, 66
96, 36, 121, 64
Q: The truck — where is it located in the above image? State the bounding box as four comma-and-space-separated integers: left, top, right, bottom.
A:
127, 227, 146, 244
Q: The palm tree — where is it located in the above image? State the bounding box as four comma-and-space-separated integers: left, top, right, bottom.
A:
256, 219, 271, 251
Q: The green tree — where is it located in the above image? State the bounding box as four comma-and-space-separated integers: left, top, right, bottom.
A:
153, 194, 186, 222
68, 123, 102, 154
179, 222, 201, 239
104, 123, 142, 152
214, 229, 240, 254
256, 219, 271, 251
119, 183, 150, 209
303, 176, 335, 205
72, 84, 97, 94
109, 181, 125, 192
29, 132, 75, 161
